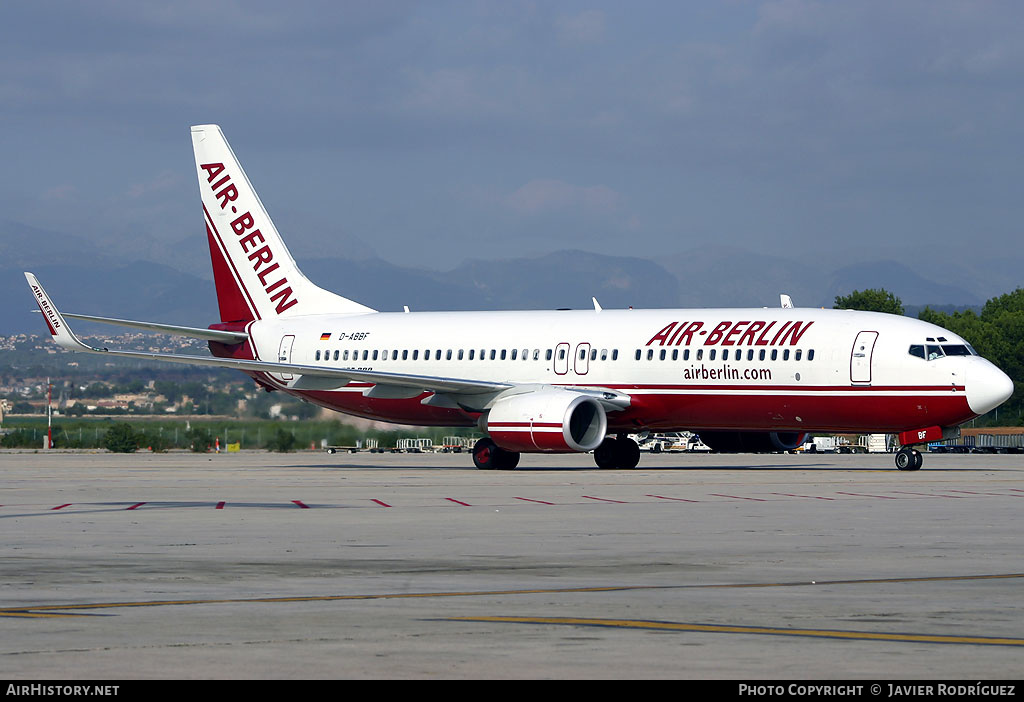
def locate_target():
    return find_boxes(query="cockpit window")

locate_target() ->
[941,344,972,356]
[911,342,978,360]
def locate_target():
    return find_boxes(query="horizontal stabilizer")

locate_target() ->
[42,311,248,343]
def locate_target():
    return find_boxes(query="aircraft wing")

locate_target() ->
[25,272,510,397]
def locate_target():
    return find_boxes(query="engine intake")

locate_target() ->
[485,388,607,453]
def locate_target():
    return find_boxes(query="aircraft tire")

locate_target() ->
[495,448,520,470]
[895,448,922,471]
[594,438,619,469]
[473,438,520,470]
[473,438,499,470]
[617,437,641,469]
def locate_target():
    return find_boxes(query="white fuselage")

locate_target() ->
[237,306,1006,434]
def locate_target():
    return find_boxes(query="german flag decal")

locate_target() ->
[320,332,331,341]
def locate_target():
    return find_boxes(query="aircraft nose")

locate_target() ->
[967,360,1014,416]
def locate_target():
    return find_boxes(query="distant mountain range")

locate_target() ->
[3,220,1019,336]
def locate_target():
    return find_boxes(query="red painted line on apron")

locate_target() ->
[892,491,963,498]
[949,490,1023,497]
[583,495,628,503]
[709,494,766,502]
[514,497,555,505]
[771,493,835,500]
[292,500,309,509]
[52,504,71,510]
[836,491,900,499]
[126,503,146,510]
[445,498,472,506]
[215,502,226,509]
[371,499,392,507]
[646,494,700,502]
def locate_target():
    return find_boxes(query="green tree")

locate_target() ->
[834,288,904,315]
[103,423,140,453]
[187,426,213,453]
[266,427,298,453]
[920,287,1024,424]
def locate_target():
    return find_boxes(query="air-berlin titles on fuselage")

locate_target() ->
[200,162,298,314]
[646,320,814,347]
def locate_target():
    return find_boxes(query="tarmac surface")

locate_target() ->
[1,449,1022,679]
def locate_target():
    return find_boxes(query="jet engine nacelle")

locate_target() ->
[698,431,808,453]
[485,388,608,453]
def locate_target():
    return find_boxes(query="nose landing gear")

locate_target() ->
[895,447,923,471]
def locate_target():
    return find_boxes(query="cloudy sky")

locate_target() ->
[2,1,1022,276]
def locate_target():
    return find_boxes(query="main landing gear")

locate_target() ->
[594,435,641,470]
[472,437,520,470]
[895,447,923,471]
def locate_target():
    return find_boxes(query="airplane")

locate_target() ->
[25,125,1014,471]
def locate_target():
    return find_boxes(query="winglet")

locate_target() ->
[24,273,104,353]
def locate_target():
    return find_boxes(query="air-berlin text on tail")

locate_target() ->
[646,320,814,347]
[200,162,298,314]
[30,284,61,334]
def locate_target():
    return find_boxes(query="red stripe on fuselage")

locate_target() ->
[284,386,974,434]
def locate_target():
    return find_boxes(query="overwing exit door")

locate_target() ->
[574,343,591,375]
